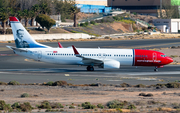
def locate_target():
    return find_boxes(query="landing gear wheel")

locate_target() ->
[154,68,158,72]
[87,66,94,71]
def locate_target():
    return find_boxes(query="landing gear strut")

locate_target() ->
[87,66,94,71]
[154,67,158,72]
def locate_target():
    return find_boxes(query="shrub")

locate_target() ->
[107,100,124,109]
[104,36,110,39]
[113,16,119,21]
[135,84,146,88]
[82,102,96,109]
[120,83,132,87]
[154,83,166,88]
[97,104,104,109]
[0,81,7,85]
[127,104,136,109]
[0,100,13,112]
[166,82,180,88]
[69,105,75,109]
[89,83,98,86]
[51,103,64,108]
[101,19,104,23]
[11,102,20,109]
[85,21,89,26]
[19,102,32,112]
[90,21,96,25]
[60,109,64,111]
[21,93,29,98]
[53,81,67,86]
[38,101,52,109]
[0,100,6,110]
[133,12,137,15]
[46,81,54,86]
[139,93,146,96]
[146,93,153,97]
[3,104,12,112]
[45,109,51,112]
[80,23,86,27]
[8,81,20,85]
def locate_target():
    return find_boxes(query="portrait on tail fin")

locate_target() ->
[15,29,29,48]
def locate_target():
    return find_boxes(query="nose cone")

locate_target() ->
[167,57,173,64]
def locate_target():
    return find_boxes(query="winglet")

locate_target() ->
[72,45,81,57]
[58,42,63,48]
[72,45,79,55]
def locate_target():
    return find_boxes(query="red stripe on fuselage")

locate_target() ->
[9,17,19,22]
[134,49,172,66]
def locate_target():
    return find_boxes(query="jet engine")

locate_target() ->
[103,60,120,69]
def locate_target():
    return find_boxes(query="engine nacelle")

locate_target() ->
[103,60,120,69]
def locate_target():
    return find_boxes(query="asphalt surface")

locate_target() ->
[2,38,180,49]
[1,39,180,85]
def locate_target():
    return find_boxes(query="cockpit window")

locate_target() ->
[161,55,167,57]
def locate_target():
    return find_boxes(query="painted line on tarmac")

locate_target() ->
[0,72,10,74]
[129,71,180,75]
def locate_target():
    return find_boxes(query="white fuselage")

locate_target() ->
[15,48,134,66]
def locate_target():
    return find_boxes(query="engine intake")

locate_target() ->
[103,60,120,69]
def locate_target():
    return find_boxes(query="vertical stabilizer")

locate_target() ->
[9,17,51,48]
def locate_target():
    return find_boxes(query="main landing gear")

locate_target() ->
[87,66,94,71]
[154,66,158,72]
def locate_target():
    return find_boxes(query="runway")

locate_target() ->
[1,39,180,85]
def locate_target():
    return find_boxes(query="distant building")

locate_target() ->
[108,0,161,16]
[153,19,180,33]
[75,0,107,6]
[76,4,111,14]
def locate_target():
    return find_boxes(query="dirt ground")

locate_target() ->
[1,85,180,112]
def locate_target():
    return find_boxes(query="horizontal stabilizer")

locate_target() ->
[6,46,28,52]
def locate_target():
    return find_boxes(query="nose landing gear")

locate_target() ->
[154,66,158,72]
[87,66,94,71]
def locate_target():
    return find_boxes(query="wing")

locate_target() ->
[72,45,103,65]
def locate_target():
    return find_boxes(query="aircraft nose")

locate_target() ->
[167,57,173,64]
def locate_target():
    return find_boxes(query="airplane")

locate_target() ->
[7,17,173,72]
